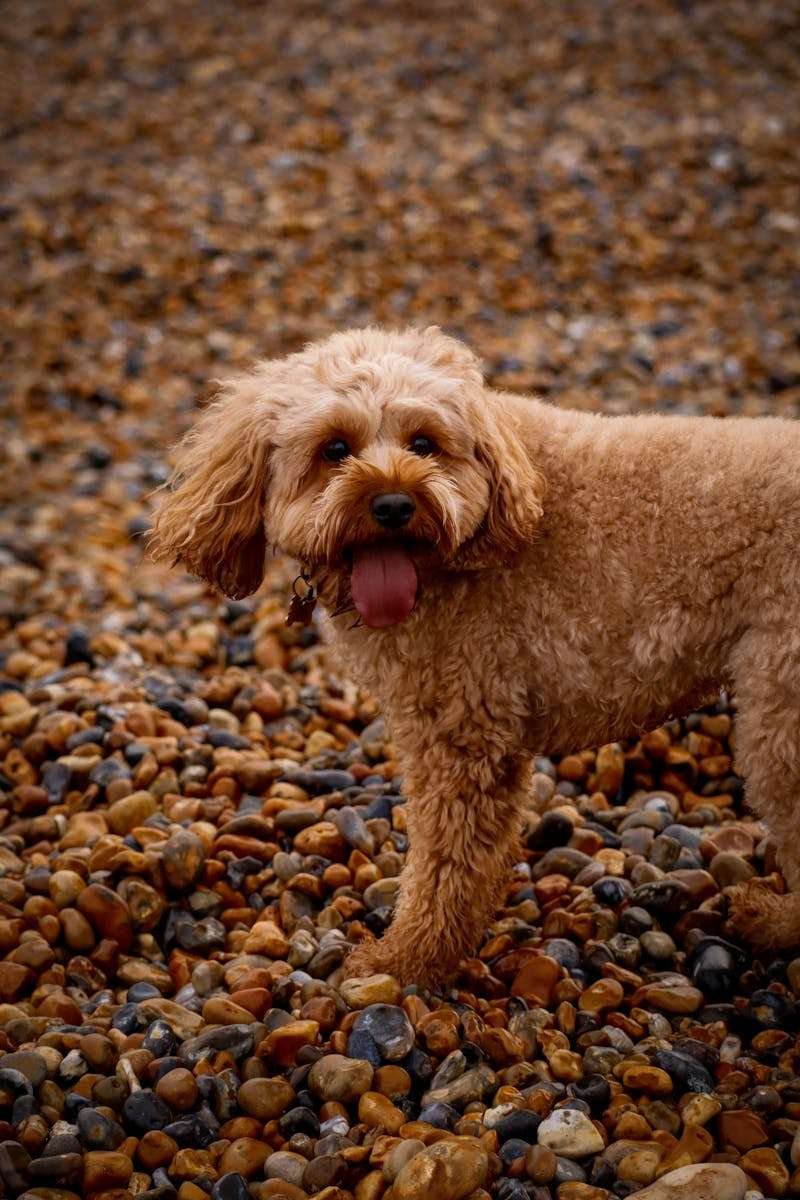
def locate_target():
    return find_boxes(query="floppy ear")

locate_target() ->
[422,325,484,382]
[149,373,272,599]
[457,389,546,568]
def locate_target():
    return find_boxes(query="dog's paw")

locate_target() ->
[723,880,784,950]
[341,941,385,980]
[342,939,447,988]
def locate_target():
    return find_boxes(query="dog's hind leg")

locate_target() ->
[344,742,531,987]
[725,624,800,951]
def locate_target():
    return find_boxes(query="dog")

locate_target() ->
[150,325,800,984]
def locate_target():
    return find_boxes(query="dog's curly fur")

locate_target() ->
[151,326,800,984]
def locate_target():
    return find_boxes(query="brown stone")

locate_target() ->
[107,790,158,835]
[593,742,625,795]
[48,870,85,908]
[617,1147,663,1186]
[250,684,284,719]
[83,1151,133,1192]
[219,1117,262,1142]
[37,992,83,1024]
[579,978,624,1013]
[155,1068,198,1112]
[218,1137,271,1178]
[258,1019,319,1065]
[374,1065,412,1098]
[202,996,256,1025]
[339,974,403,1007]
[717,1108,767,1151]
[738,1147,789,1196]
[229,987,271,1019]
[358,1092,406,1134]
[162,830,205,892]
[525,1144,557,1184]
[511,955,562,1005]
[392,1140,489,1200]
[309,1054,375,1103]
[557,1185,613,1200]
[237,1076,296,1120]
[0,962,35,1001]
[137,1131,179,1171]
[621,1066,672,1095]
[76,885,133,953]
[178,1184,211,1200]
[702,827,753,857]
[656,1125,713,1176]
[117,879,166,932]
[243,920,290,957]
[293,821,347,859]
[60,908,96,952]
[170,1148,217,1182]
[633,982,704,1014]
[79,1035,116,1072]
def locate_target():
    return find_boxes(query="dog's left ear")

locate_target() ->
[148,371,275,599]
[458,389,546,568]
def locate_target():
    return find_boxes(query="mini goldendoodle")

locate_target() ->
[150,325,800,984]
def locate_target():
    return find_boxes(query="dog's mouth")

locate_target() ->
[343,540,426,629]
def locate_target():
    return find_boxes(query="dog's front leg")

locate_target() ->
[344,738,530,988]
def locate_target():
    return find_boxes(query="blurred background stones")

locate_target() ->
[0,3,799,1200]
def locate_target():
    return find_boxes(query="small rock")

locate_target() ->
[352,1004,415,1060]
[122,1089,172,1134]
[736,1147,789,1197]
[339,974,402,1007]
[511,955,562,1005]
[626,1162,747,1199]
[237,1077,295,1120]
[308,1054,374,1102]
[82,1150,133,1192]
[357,1091,405,1133]
[392,1140,489,1200]
[537,1110,604,1159]
[107,790,157,834]
[163,830,206,892]
[155,1067,199,1112]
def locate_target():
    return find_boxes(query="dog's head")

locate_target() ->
[150,326,544,626]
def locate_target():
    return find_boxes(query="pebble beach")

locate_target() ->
[1,2,800,1199]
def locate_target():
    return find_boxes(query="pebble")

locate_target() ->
[358,1091,406,1132]
[82,1150,133,1191]
[218,1138,270,1178]
[353,1004,416,1060]
[122,1090,172,1134]
[626,1163,748,1199]
[162,831,206,892]
[155,1068,199,1111]
[537,1110,605,1158]
[339,974,403,1007]
[737,1147,789,1196]
[392,1140,489,1200]
[309,1054,374,1102]
[511,956,562,1005]
[237,1077,295,1120]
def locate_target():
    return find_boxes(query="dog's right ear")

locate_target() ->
[453,388,546,569]
[149,372,274,599]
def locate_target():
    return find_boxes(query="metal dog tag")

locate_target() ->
[286,573,317,626]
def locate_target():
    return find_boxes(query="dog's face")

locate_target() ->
[150,327,544,627]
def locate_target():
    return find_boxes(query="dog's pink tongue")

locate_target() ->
[351,545,418,628]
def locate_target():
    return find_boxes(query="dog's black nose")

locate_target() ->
[371,492,416,529]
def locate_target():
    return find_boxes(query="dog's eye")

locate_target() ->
[409,434,438,457]
[322,438,351,462]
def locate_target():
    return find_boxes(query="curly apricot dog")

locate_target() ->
[151,325,800,984]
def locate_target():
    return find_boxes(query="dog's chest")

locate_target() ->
[333,572,531,719]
